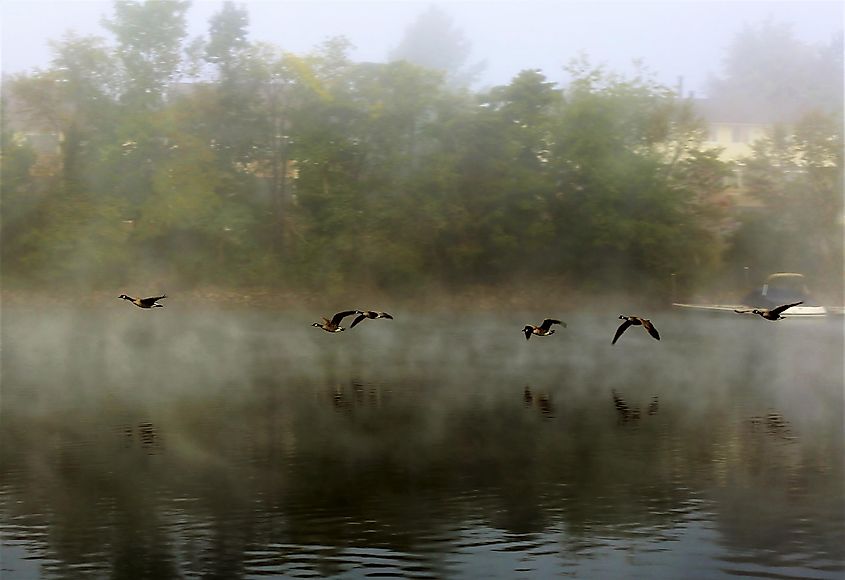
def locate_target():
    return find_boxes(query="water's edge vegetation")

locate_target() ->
[2,3,842,302]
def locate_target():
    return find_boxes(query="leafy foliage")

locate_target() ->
[2,2,841,300]
[388,4,484,88]
[707,22,843,120]
[726,111,844,290]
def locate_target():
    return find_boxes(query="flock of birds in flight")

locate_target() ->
[119,293,805,344]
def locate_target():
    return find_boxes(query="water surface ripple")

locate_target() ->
[1,307,843,578]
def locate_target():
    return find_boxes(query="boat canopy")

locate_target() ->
[745,272,816,308]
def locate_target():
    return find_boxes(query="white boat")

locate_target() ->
[672,273,829,318]
[672,303,828,317]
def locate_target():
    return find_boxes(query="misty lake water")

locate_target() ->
[1,305,843,579]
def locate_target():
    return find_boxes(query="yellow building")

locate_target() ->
[703,122,770,162]
[695,98,778,162]
[695,99,779,208]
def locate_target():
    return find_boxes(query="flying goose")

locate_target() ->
[350,310,394,328]
[734,301,803,320]
[312,310,358,332]
[612,315,660,344]
[522,318,566,340]
[119,294,166,309]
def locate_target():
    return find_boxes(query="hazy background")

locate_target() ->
[2,1,843,94]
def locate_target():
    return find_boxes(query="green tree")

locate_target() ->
[289,49,451,289]
[129,104,252,282]
[389,5,484,88]
[201,0,266,170]
[97,0,194,270]
[3,32,129,286]
[411,69,560,283]
[727,111,843,295]
[9,33,118,192]
[205,1,250,79]
[102,0,190,109]
[0,100,39,278]
[546,61,724,293]
[1,1,743,297]
[708,22,843,121]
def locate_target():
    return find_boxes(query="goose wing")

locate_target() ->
[643,319,660,341]
[139,295,166,307]
[350,313,367,328]
[540,318,562,331]
[770,301,803,316]
[612,320,633,344]
[330,310,358,326]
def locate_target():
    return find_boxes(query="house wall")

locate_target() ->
[701,122,773,209]
[703,122,770,162]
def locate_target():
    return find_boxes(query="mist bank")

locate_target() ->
[2,304,842,577]
[0,280,736,315]
[3,305,842,412]
[3,264,842,315]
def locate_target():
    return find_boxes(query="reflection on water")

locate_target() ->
[611,389,661,424]
[523,386,555,419]
[1,307,843,578]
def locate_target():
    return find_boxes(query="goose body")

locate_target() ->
[119,294,166,309]
[350,310,394,328]
[734,301,803,320]
[312,310,357,332]
[523,318,565,340]
[612,315,660,344]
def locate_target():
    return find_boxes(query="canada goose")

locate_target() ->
[350,310,394,328]
[312,310,358,332]
[119,294,166,309]
[522,318,566,340]
[734,301,803,320]
[612,315,660,344]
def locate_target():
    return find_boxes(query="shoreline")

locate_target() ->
[0,284,667,314]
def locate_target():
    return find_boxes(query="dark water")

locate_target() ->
[1,305,843,579]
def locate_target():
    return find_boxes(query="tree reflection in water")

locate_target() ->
[1,308,842,578]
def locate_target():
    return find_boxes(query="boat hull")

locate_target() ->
[672,303,828,317]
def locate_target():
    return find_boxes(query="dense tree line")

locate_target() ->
[2,1,841,300]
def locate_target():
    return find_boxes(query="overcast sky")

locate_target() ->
[1,0,842,95]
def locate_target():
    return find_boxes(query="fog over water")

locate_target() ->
[1,0,842,577]
[1,305,842,578]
